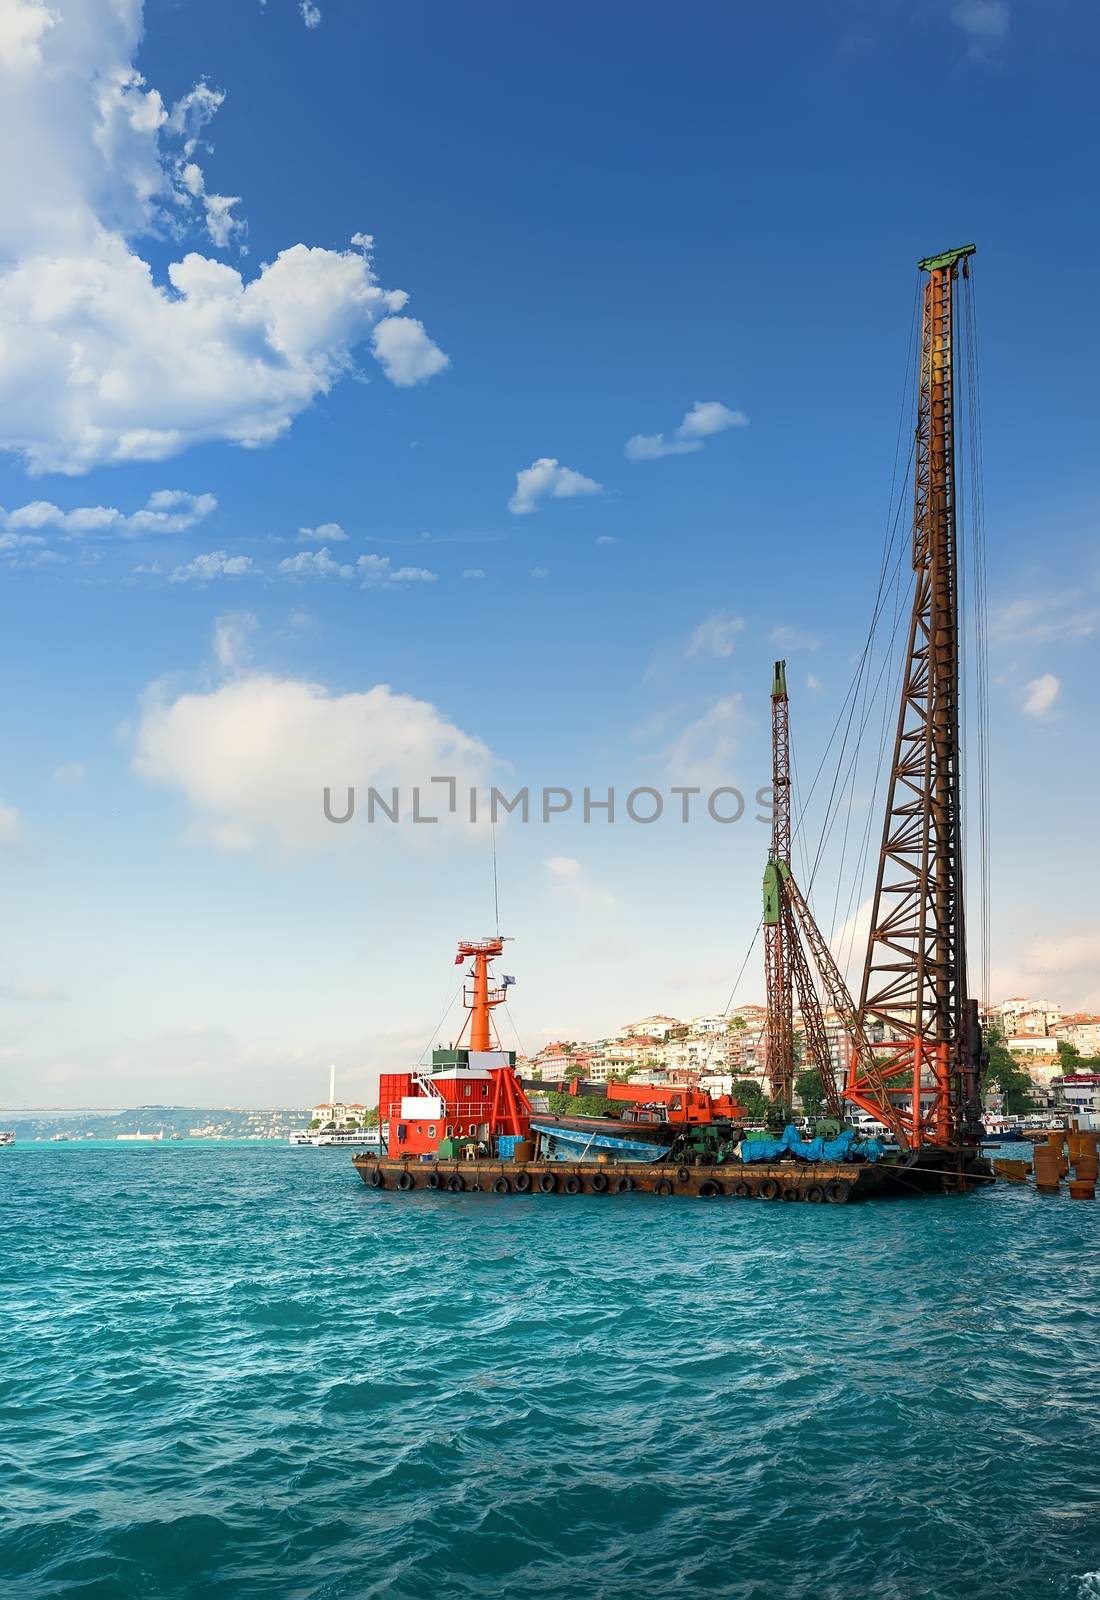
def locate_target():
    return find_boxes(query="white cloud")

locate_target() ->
[298,522,348,543]
[0,800,21,842]
[0,2,448,475]
[595,534,619,546]
[51,761,87,785]
[170,550,254,583]
[687,610,744,659]
[462,568,485,579]
[769,623,819,651]
[1021,673,1060,719]
[508,457,602,515]
[625,400,748,463]
[277,548,438,586]
[0,0,56,71]
[1,490,216,537]
[990,926,1100,1011]
[278,547,355,581]
[661,695,743,789]
[300,1,321,25]
[371,316,450,387]
[543,855,614,909]
[530,566,550,579]
[950,1,1009,42]
[992,591,1098,644]
[213,611,258,670]
[132,671,493,853]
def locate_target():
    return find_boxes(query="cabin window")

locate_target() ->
[468,1123,477,1136]
[445,1124,453,1136]
[481,1085,489,1098]
[427,1125,437,1138]
[463,1084,472,1097]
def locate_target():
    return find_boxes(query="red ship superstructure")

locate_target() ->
[378,938,532,1158]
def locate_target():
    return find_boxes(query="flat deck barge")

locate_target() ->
[353,1152,990,1200]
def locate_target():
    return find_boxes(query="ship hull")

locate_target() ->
[352,1151,992,1200]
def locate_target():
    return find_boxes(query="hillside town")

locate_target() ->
[496,996,1100,1120]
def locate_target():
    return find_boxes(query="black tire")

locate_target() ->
[826,1180,851,1204]
[564,1176,581,1195]
[734,1182,751,1198]
[425,1172,441,1191]
[782,1186,801,1202]
[758,1178,780,1201]
[513,1172,532,1194]
[538,1173,557,1194]
[492,1177,510,1194]
[806,1184,826,1203]
[368,1169,383,1189]
[590,1172,609,1194]
[655,1179,673,1196]
[446,1175,465,1194]
[676,1167,691,1184]
[614,1176,634,1194]
[397,1171,414,1191]
[698,1178,724,1199]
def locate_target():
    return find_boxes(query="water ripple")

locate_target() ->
[1,1143,1098,1599]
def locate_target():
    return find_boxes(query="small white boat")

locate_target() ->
[288,1125,383,1148]
[311,1128,383,1148]
[0,1130,15,1147]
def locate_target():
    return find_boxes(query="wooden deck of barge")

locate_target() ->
[352,1152,989,1199]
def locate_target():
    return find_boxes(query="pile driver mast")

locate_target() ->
[763,661,846,1123]
[853,244,984,1150]
[763,661,795,1117]
[760,246,987,1156]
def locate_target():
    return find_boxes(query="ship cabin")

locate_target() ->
[379,1048,526,1158]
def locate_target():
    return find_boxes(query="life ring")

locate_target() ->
[513,1172,532,1193]
[492,1177,510,1194]
[368,1168,383,1189]
[781,1186,801,1202]
[676,1167,691,1184]
[590,1172,609,1194]
[698,1178,723,1199]
[425,1172,441,1190]
[805,1183,826,1203]
[397,1171,414,1191]
[758,1178,780,1201]
[615,1176,634,1194]
[538,1173,557,1194]
[446,1175,465,1194]
[826,1179,851,1204]
[655,1179,673,1197]
[564,1176,581,1195]
[733,1182,751,1199]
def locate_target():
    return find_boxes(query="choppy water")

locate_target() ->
[2,1143,1098,1600]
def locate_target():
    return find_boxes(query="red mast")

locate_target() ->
[455,937,509,1053]
[455,937,530,1138]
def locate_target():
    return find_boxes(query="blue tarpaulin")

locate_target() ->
[737,1125,884,1164]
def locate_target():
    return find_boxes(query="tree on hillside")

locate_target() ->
[1057,1039,1081,1069]
[794,1067,825,1117]
[983,1027,1037,1115]
[546,1091,613,1117]
[732,1078,769,1118]
[564,1063,585,1083]
[728,1016,747,1032]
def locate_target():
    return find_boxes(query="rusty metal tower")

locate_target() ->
[852,244,983,1149]
[763,661,795,1117]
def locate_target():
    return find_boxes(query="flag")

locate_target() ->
[502,975,516,988]
[454,953,464,965]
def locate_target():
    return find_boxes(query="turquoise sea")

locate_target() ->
[2,1142,1098,1600]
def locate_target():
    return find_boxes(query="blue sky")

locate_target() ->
[1,0,1098,1107]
